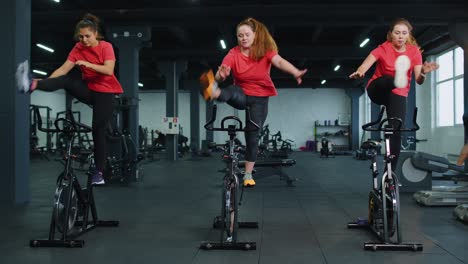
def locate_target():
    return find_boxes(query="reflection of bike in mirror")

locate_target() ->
[105,126,144,184]
[177,125,190,157]
[257,125,294,159]
[30,108,119,248]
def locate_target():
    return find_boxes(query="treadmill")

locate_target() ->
[409,152,468,206]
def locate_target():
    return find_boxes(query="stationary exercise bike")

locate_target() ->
[200,104,259,250]
[348,107,423,251]
[30,108,119,248]
[320,137,333,158]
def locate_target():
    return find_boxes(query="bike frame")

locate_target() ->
[348,106,422,251]
[200,104,258,250]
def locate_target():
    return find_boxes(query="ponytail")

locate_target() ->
[74,13,104,41]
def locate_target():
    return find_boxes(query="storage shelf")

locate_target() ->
[314,122,351,151]
[315,125,349,128]
[316,134,349,138]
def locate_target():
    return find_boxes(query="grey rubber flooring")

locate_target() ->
[1,152,467,264]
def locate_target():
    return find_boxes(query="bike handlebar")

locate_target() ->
[204,104,260,132]
[33,107,92,134]
[362,106,420,132]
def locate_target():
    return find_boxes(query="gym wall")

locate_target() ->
[31,87,352,151]
[267,88,350,149]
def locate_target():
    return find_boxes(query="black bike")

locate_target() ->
[105,126,144,184]
[200,104,259,250]
[348,107,423,251]
[30,109,119,248]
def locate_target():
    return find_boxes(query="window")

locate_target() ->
[435,47,464,127]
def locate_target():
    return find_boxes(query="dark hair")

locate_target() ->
[237,17,278,61]
[386,18,419,47]
[74,13,104,41]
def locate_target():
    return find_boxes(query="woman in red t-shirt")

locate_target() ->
[16,13,123,185]
[200,17,307,187]
[349,18,439,169]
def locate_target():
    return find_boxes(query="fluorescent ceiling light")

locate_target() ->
[36,43,54,53]
[321,80,327,85]
[33,69,47,76]
[220,39,226,50]
[53,0,60,3]
[359,38,370,48]
[138,82,144,87]
[334,65,340,71]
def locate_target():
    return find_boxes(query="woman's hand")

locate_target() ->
[294,69,308,85]
[421,61,439,74]
[349,71,365,79]
[216,64,231,82]
[457,144,468,166]
[348,54,376,80]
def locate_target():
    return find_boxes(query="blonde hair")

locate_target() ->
[74,13,104,41]
[386,18,419,47]
[237,17,278,61]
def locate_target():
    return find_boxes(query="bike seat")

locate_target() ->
[361,140,381,150]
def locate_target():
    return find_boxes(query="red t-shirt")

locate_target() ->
[67,41,123,94]
[221,46,278,97]
[368,41,422,97]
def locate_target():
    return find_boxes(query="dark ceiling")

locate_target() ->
[31,0,467,90]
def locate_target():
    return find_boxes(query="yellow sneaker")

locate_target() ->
[243,178,256,187]
[199,70,217,101]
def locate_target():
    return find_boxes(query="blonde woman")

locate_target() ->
[200,17,307,187]
[350,18,438,169]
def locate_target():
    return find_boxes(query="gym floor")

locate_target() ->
[1,152,467,264]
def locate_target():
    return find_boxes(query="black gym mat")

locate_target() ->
[1,152,467,264]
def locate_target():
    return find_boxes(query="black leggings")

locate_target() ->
[37,75,115,172]
[218,85,269,162]
[367,75,407,170]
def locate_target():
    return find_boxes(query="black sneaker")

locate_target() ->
[91,171,105,185]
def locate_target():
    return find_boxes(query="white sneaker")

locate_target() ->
[394,55,411,88]
[15,60,32,93]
